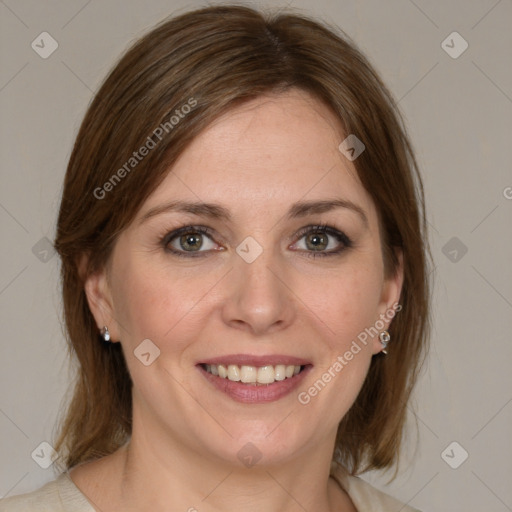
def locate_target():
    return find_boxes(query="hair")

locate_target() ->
[53,3,432,476]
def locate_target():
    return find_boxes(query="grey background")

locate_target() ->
[1,1,511,511]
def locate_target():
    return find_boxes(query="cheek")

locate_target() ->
[299,267,381,422]
[313,262,384,351]
[111,256,211,356]
[112,268,165,343]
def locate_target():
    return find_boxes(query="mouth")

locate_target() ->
[197,356,312,403]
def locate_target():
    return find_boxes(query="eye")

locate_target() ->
[291,224,352,258]
[162,226,220,257]
[161,223,352,259]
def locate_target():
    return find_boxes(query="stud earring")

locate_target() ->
[100,326,111,342]
[379,330,390,354]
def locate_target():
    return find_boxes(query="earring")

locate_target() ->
[100,326,111,342]
[379,330,390,354]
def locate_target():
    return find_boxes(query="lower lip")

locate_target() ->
[198,365,312,404]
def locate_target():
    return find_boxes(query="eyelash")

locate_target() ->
[160,223,353,259]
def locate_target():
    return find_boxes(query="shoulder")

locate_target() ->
[330,462,422,512]
[0,472,95,512]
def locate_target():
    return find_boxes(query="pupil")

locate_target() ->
[181,233,202,251]
[308,232,326,251]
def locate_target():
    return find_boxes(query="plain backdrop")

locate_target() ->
[1,1,511,511]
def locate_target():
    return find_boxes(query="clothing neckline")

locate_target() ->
[60,464,357,511]
[59,462,415,512]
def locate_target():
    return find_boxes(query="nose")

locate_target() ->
[220,241,296,336]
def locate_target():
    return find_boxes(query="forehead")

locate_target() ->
[138,89,376,223]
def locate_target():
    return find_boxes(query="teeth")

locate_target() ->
[257,366,274,384]
[218,364,227,378]
[274,365,286,381]
[240,365,257,383]
[227,364,241,381]
[205,363,303,384]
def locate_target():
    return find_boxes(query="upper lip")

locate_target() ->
[198,354,312,367]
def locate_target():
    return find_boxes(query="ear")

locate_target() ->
[79,254,120,343]
[372,248,404,354]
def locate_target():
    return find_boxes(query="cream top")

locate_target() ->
[0,462,420,511]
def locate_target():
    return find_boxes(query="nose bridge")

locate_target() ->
[222,233,294,334]
[237,238,277,289]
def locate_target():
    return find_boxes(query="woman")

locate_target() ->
[1,4,431,511]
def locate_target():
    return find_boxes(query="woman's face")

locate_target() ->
[86,88,403,467]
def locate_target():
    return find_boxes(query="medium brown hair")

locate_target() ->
[53,3,432,476]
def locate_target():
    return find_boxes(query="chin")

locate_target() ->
[197,420,316,470]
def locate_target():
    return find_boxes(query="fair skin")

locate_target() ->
[72,89,403,512]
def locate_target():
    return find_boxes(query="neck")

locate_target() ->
[114,419,353,511]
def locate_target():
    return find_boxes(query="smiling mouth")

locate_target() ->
[200,363,309,385]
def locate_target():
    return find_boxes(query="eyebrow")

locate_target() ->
[139,198,369,228]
